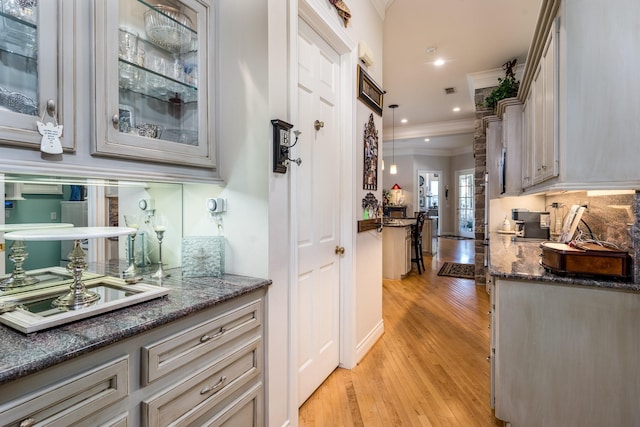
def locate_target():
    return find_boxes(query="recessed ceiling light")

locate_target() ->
[434,59,445,66]
[401,118,408,123]
[453,107,461,112]
[424,138,430,142]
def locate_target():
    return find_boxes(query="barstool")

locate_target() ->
[411,212,426,274]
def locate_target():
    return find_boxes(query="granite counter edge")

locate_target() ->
[0,275,271,385]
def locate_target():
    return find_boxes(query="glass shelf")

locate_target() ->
[119,59,197,104]
[0,10,37,60]
[138,0,197,54]
[138,0,197,35]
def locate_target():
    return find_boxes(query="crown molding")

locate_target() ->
[383,118,475,141]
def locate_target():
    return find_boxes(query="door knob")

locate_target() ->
[335,246,345,255]
[314,120,324,131]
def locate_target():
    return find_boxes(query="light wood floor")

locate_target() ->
[299,237,501,427]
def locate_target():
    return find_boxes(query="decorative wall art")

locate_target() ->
[329,0,351,27]
[361,192,380,218]
[357,65,384,116]
[363,113,378,191]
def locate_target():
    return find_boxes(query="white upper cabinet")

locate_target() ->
[500,100,524,196]
[0,1,76,151]
[94,0,216,169]
[522,15,558,190]
[521,0,640,191]
[485,117,502,200]
[485,98,523,200]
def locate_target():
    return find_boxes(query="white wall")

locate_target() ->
[351,0,385,367]
[267,0,291,424]
[489,195,546,232]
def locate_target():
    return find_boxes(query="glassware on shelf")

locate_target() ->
[150,214,170,280]
[0,0,37,52]
[2,0,38,25]
[118,27,139,63]
[122,214,141,282]
[143,4,193,53]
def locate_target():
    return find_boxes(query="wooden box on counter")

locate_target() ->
[540,242,632,279]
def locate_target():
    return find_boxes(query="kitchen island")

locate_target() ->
[488,233,640,426]
[0,267,271,426]
[382,219,415,280]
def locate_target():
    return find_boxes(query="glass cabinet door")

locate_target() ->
[0,1,75,151]
[94,0,215,169]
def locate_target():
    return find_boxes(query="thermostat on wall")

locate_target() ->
[207,198,226,214]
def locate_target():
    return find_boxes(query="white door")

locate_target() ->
[456,169,475,239]
[296,18,342,406]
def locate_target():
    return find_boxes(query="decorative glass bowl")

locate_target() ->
[144,5,192,53]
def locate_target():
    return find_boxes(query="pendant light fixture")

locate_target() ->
[389,104,398,175]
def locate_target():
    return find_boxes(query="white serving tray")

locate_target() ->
[0,276,169,334]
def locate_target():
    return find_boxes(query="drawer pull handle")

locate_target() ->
[20,418,36,427]
[200,376,227,395]
[200,328,226,343]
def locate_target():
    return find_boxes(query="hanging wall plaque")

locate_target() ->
[363,113,378,190]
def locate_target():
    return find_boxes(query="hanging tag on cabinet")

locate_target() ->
[37,107,63,154]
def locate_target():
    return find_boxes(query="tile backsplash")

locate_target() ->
[546,190,636,282]
[545,191,634,250]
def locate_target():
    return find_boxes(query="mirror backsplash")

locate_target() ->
[2,174,193,275]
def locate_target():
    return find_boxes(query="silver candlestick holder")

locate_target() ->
[151,215,170,279]
[122,215,141,282]
[0,240,39,289]
[52,239,99,309]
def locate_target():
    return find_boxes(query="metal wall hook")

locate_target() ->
[281,130,302,166]
[272,119,303,173]
[314,120,324,131]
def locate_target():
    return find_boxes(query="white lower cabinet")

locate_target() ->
[0,290,265,427]
[0,357,129,427]
[493,278,640,425]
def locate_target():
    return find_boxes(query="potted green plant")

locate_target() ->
[483,59,520,112]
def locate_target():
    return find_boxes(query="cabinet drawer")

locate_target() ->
[142,338,262,427]
[142,299,262,384]
[0,356,128,427]
[197,383,263,427]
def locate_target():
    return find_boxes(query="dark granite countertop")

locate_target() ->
[488,232,640,292]
[0,268,271,385]
[383,218,415,227]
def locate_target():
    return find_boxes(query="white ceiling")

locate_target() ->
[380,0,542,154]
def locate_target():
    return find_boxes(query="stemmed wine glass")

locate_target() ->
[122,214,141,281]
[150,214,170,279]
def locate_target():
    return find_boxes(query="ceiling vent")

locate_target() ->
[444,87,456,95]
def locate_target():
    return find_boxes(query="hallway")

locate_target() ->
[299,238,500,426]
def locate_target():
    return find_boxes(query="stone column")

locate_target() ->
[473,88,496,285]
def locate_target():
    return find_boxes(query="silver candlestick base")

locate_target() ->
[150,229,170,279]
[52,240,99,310]
[0,240,39,290]
[122,233,142,282]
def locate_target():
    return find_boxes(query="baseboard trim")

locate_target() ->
[355,319,384,364]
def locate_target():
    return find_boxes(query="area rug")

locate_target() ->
[439,235,472,240]
[437,262,475,279]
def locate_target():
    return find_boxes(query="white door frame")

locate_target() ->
[288,0,357,422]
[455,168,475,238]
[416,169,442,235]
